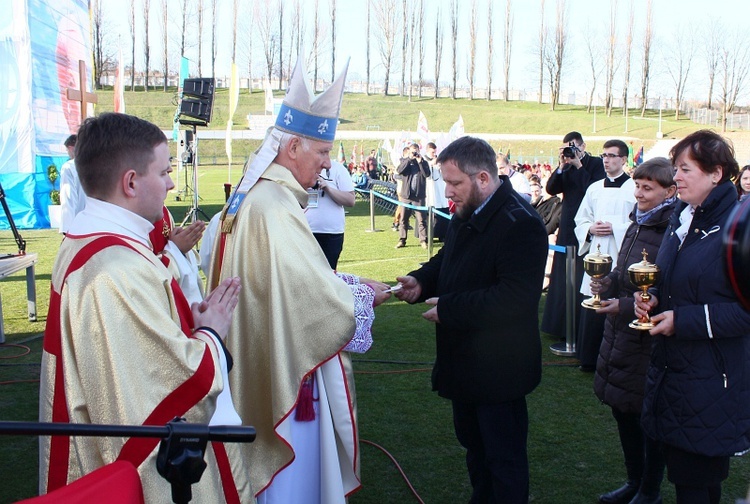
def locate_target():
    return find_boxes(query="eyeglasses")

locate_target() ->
[600,153,624,159]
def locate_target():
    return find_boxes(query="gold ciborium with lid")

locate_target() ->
[628,249,660,330]
[581,244,613,310]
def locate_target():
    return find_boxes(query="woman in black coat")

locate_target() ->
[592,158,676,504]
[636,130,750,504]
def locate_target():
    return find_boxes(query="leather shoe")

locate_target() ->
[394,241,406,249]
[628,492,662,504]
[599,482,639,504]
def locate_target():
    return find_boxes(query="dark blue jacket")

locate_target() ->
[409,178,548,404]
[641,181,750,456]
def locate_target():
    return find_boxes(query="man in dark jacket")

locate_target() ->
[541,131,605,341]
[395,142,430,249]
[395,136,548,503]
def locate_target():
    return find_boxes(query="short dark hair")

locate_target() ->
[427,142,437,149]
[670,129,739,183]
[603,139,629,157]
[633,157,675,188]
[436,136,499,179]
[563,131,584,145]
[75,113,167,198]
[64,134,77,147]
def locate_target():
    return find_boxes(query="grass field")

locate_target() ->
[1,164,750,503]
[92,86,750,167]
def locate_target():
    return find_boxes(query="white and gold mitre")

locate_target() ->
[274,56,349,142]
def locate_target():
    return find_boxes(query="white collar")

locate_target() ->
[67,197,155,249]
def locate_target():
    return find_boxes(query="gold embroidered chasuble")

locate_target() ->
[40,233,252,503]
[211,162,360,497]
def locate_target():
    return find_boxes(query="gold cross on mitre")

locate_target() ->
[66,60,98,122]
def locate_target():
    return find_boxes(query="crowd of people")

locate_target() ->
[42,51,750,504]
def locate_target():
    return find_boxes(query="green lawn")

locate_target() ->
[1,164,749,502]
[93,87,729,167]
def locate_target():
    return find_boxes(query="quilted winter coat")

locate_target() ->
[641,181,750,457]
[594,201,676,414]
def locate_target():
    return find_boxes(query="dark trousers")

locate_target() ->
[313,233,344,270]
[663,444,729,504]
[611,408,664,495]
[576,307,606,367]
[398,199,427,243]
[452,397,529,504]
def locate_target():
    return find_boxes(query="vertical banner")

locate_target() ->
[172,56,190,141]
[226,62,239,181]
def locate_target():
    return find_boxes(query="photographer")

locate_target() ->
[540,132,605,345]
[395,142,431,249]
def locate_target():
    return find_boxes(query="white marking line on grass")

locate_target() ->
[344,256,427,268]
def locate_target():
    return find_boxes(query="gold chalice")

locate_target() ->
[581,244,613,310]
[628,249,660,330]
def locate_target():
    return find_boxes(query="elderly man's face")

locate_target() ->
[295,139,333,188]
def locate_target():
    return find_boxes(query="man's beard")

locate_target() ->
[454,182,484,219]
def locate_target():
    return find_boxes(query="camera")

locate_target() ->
[562,142,580,159]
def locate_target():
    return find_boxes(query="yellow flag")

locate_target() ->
[226,62,240,175]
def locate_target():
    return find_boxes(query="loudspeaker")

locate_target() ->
[178,78,215,127]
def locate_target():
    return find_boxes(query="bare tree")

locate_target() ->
[130,0,136,90]
[664,27,694,120]
[238,2,255,91]
[408,6,417,100]
[179,0,189,60]
[639,0,652,117]
[330,0,337,83]
[400,0,409,97]
[289,0,303,82]
[621,0,634,115]
[92,0,105,88]
[197,0,203,74]
[162,0,169,90]
[450,0,458,99]
[373,0,398,96]
[583,27,604,112]
[486,0,494,101]
[416,0,425,98]
[211,0,218,79]
[434,5,443,99]
[256,2,279,85]
[277,0,284,89]
[546,0,567,111]
[467,0,477,100]
[503,0,513,101]
[537,0,545,103]
[232,0,239,63]
[143,0,151,91]
[718,30,750,132]
[704,18,722,110]
[313,0,320,92]
[604,0,618,116]
[366,0,371,95]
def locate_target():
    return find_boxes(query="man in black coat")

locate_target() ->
[541,131,605,342]
[395,136,548,503]
[395,142,430,249]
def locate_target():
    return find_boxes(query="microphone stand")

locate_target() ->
[0,418,255,503]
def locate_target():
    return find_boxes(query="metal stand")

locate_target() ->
[364,189,382,233]
[550,245,577,357]
[181,126,210,224]
[0,182,26,255]
[0,418,255,504]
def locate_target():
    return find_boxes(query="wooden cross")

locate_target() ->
[66,60,98,122]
